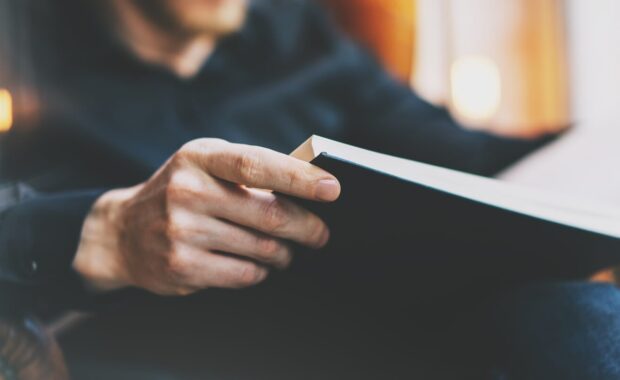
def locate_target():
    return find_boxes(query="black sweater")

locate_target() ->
[0,0,549,314]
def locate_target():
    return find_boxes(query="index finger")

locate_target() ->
[185,140,341,201]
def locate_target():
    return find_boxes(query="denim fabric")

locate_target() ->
[489,282,620,380]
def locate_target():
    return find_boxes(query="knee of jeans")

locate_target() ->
[489,281,620,379]
[502,281,620,316]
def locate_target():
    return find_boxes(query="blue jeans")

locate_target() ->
[488,281,620,380]
[62,281,620,379]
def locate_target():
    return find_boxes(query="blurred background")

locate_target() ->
[1,0,618,204]
[327,0,620,138]
[0,0,618,203]
[326,0,619,138]
[1,0,619,137]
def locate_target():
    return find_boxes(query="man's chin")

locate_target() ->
[195,18,247,37]
[179,0,249,37]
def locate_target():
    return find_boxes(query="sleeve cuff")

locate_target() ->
[0,190,105,314]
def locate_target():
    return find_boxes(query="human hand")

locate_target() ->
[73,139,340,295]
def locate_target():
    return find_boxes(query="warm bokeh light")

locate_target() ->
[451,56,501,122]
[0,89,13,132]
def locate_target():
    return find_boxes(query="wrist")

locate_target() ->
[72,187,137,293]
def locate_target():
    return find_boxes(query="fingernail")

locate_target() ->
[315,179,340,201]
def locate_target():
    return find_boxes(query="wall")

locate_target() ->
[322,0,416,83]
[414,0,568,136]
[566,0,620,129]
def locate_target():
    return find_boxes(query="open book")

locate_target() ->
[288,136,620,288]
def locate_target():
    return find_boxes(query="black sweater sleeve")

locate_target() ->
[342,49,554,176]
[0,183,103,315]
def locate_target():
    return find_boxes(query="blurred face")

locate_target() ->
[133,0,249,37]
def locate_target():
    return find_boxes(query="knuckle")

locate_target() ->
[234,151,260,182]
[255,237,280,258]
[286,169,304,192]
[168,170,191,187]
[171,149,188,165]
[164,177,206,208]
[164,180,184,202]
[163,249,190,279]
[261,197,288,233]
[309,219,327,247]
[234,263,265,288]
[164,211,183,239]
[177,138,228,164]
[171,146,195,167]
[181,138,224,154]
[169,170,205,195]
[179,139,201,153]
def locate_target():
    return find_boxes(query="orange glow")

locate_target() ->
[451,56,501,123]
[0,89,13,132]
[591,269,616,284]
[322,0,417,83]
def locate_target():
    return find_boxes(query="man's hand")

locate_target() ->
[73,139,340,295]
